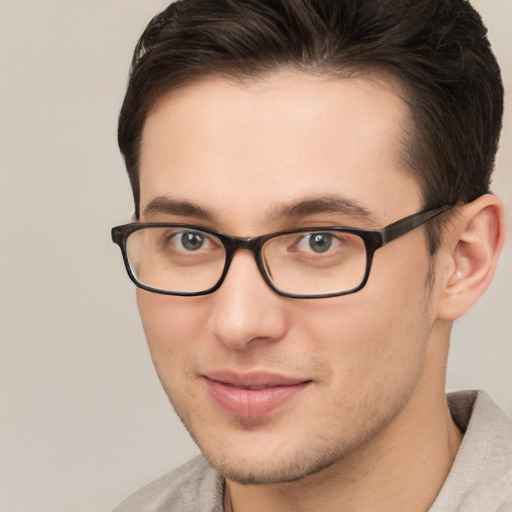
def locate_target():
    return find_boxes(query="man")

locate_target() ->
[111,0,511,510]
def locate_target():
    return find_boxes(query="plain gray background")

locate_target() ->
[0,1,510,511]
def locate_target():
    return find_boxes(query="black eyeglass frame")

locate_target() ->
[111,204,452,299]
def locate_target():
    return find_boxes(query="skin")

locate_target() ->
[135,72,503,511]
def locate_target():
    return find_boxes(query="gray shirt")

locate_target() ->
[113,391,512,512]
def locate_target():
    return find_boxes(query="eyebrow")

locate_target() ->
[270,196,378,225]
[143,196,215,220]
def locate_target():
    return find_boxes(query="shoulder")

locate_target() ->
[431,391,512,511]
[113,455,224,512]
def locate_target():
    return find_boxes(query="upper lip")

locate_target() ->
[203,370,310,389]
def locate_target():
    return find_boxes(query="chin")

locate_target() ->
[201,442,346,485]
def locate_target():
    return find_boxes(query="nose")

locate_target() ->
[207,250,288,350]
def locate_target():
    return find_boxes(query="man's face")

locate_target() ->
[137,72,441,484]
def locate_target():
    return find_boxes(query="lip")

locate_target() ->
[203,371,311,419]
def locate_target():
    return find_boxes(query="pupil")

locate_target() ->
[309,233,332,253]
[181,232,204,250]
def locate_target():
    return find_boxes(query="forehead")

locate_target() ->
[139,72,421,230]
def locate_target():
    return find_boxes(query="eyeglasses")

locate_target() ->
[111,205,451,299]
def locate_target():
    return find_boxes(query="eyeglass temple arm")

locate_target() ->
[381,204,454,245]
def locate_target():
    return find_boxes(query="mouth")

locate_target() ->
[203,371,312,419]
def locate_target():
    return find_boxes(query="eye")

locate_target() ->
[295,232,336,254]
[142,227,224,264]
[177,231,206,251]
[307,233,333,253]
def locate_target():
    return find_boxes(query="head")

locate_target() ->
[114,0,505,488]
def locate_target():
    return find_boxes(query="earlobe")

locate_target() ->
[436,194,505,321]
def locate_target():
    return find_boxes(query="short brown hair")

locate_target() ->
[118,0,503,251]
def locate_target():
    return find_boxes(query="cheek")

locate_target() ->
[136,290,208,374]
[292,248,433,386]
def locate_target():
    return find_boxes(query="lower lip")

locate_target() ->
[205,379,310,419]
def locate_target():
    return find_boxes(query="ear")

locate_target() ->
[436,194,506,321]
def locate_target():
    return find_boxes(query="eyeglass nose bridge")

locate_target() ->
[214,234,275,294]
